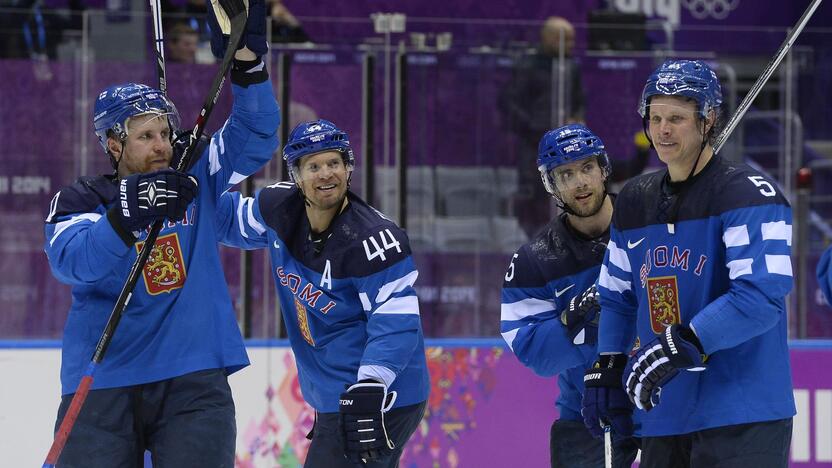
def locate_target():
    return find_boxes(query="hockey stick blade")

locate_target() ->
[41,1,248,466]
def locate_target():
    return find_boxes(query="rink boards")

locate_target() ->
[1,339,830,467]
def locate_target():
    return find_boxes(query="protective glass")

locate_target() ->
[292,151,353,183]
[125,111,176,138]
[549,158,605,192]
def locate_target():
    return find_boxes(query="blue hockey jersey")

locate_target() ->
[500,213,608,421]
[44,82,280,395]
[216,184,430,413]
[598,156,796,436]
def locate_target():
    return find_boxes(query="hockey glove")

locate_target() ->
[171,129,210,172]
[582,354,634,439]
[207,0,268,59]
[624,324,707,412]
[339,380,397,464]
[560,284,600,345]
[111,169,198,233]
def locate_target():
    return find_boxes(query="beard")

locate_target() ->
[564,190,606,218]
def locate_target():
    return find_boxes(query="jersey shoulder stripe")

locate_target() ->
[46,175,117,223]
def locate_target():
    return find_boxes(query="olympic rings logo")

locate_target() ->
[681,0,740,20]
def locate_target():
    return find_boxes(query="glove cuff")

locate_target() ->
[585,354,626,388]
[231,58,268,87]
[106,204,138,246]
[597,353,626,370]
[675,325,704,354]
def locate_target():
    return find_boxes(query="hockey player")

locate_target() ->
[216,119,429,466]
[42,1,280,464]
[582,60,795,467]
[500,124,638,467]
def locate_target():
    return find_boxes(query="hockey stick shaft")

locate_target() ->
[149,0,166,94]
[603,424,612,468]
[713,0,823,154]
[41,3,248,466]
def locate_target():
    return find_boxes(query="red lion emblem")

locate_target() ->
[136,233,187,295]
[647,276,681,334]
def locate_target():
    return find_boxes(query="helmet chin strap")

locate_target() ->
[108,138,127,176]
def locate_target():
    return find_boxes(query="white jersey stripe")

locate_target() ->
[359,292,371,312]
[245,197,266,234]
[608,240,632,272]
[376,270,419,304]
[726,258,753,279]
[765,254,793,276]
[374,295,420,315]
[50,213,102,246]
[500,297,553,322]
[208,136,221,176]
[723,225,750,248]
[236,197,249,239]
[762,221,792,246]
[599,264,631,294]
[501,328,519,351]
[228,171,246,186]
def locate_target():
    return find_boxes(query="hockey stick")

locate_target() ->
[713,0,823,154]
[149,0,166,95]
[603,425,612,468]
[41,1,247,466]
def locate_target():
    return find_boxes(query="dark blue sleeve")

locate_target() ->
[500,245,594,377]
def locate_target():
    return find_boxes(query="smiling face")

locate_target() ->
[647,95,713,172]
[295,150,351,212]
[110,113,172,178]
[551,156,607,217]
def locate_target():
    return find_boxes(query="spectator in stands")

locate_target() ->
[170,0,212,43]
[268,0,310,43]
[0,0,47,59]
[499,16,586,237]
[166,23,199,63]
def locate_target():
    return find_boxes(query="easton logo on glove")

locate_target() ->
[339,380,397,463]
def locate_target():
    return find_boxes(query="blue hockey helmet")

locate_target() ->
[93,83,180,155]
[283,119,355,182]
[537,124,610,196]
[638,60,723,120]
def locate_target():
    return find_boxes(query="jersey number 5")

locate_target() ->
[363,229,402,262]
[747,176,777,197]
[505,253,519,282]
